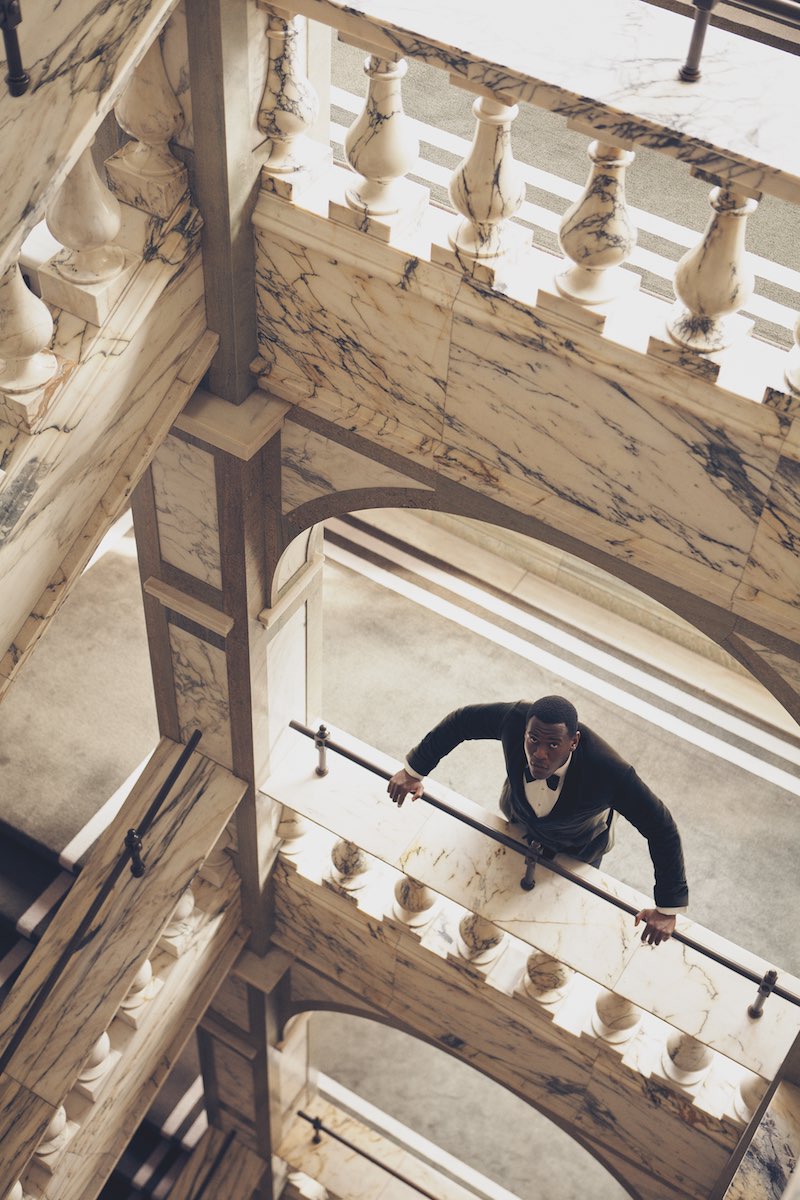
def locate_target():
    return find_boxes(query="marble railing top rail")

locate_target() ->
[285,0,800,205]
[0,0,180,279]
[0,735,246,1187]
[262,724,800,1079]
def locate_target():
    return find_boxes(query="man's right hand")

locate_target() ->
[387,769,424,807]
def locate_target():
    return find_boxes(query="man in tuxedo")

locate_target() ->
[387,694,687,946]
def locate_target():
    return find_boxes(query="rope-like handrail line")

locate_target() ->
[0,729,203,1075]
[296,1110,441,1200]
[288,720,800,1010]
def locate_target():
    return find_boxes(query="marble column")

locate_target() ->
[591,989,642,1043]
[41,141,132,325]
[0,260,59,427]
[456,913,507,966]
[445,93,527,274]
[392,875,438,927]
[258,9,331,200]
[106,37,188,219]
[329,838,371,892]
[661,1031,714,1086]
[733,1073,769,1121]
[517,951,574,1006]
[556,140,637,306]
[667,183,759,353]
[46,144,125,286]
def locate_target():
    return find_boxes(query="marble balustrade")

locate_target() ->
[0,736,247,1193]
[252,124,800,716]
[271,815,753,1200]
[262,727,800,1082]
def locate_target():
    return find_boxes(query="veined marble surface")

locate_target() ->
[262,727,800,1079]
[169,625,233,769]
[291,0,800,204]
[0,203,205,681]
[0,0,180,276]
[152,434,222,588]
[255,183,799,683]
[281,418,433,514]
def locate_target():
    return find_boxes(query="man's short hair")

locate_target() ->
[525,695,579,735]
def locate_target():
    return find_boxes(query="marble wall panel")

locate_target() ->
[169,625,233,768]
[253,224,452,442]
[266,605,308,774]
[281,421,433,514]
[726,1080,800,1200]
[442,299,781,589]
[151,434,222,588]
[572,1053,734,1198]
[737,449,800,637]
[212,1041,257,1117]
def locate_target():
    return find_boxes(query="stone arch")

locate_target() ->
[275,470,800,723]
[280,1000,639,1199]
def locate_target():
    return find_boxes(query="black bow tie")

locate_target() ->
[524,767,561,790]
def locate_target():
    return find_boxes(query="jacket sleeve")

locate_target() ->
[406,703,517,778]
[614,768,688,909]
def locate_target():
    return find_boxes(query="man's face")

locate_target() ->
[524,717,580,778]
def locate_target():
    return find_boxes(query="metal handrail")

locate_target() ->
[297,1110,441,1200]
[0,729,202,1075]
[288,720,800,1012]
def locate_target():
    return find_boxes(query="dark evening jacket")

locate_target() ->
[406,701,688,909]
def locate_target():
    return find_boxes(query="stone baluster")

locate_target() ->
[341,54,427,233]
[201,824,235,885]
[46,145,125,286]
[106,37,188,220]
[556,140,637,307]
[258,10,330,199]
[78,1031,113,1084]
[786,311,800,393]
[160,884,196,956]
[74,1029,119,1100]
[4,1183,24,1200]
[392,875,438,927]
[666,183,759,353]
[733,1073,768,1122]
[35,1106,69,1159]
[329,839,370,892]
[591,989,642,1043]
[119,957,160,1026]
[518,951,575,1006]
[456,913,507,966]
[446,93,527,274]
[277,807,311,857]
[0,261,58,421]
[660,1031,714,1086]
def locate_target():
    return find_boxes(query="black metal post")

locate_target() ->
[521,842,541,891]
[1,0,29,96]
[125,828,146,877]
[748,969,778,1018]
[679,0,720,81]
[314,723,330,776]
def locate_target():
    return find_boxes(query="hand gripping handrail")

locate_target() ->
[288,720,799,1013]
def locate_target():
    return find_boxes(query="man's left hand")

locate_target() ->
[634,909,676,946]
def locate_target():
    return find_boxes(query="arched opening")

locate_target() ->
[300,1009,632,1199]
[273,501,799,973]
